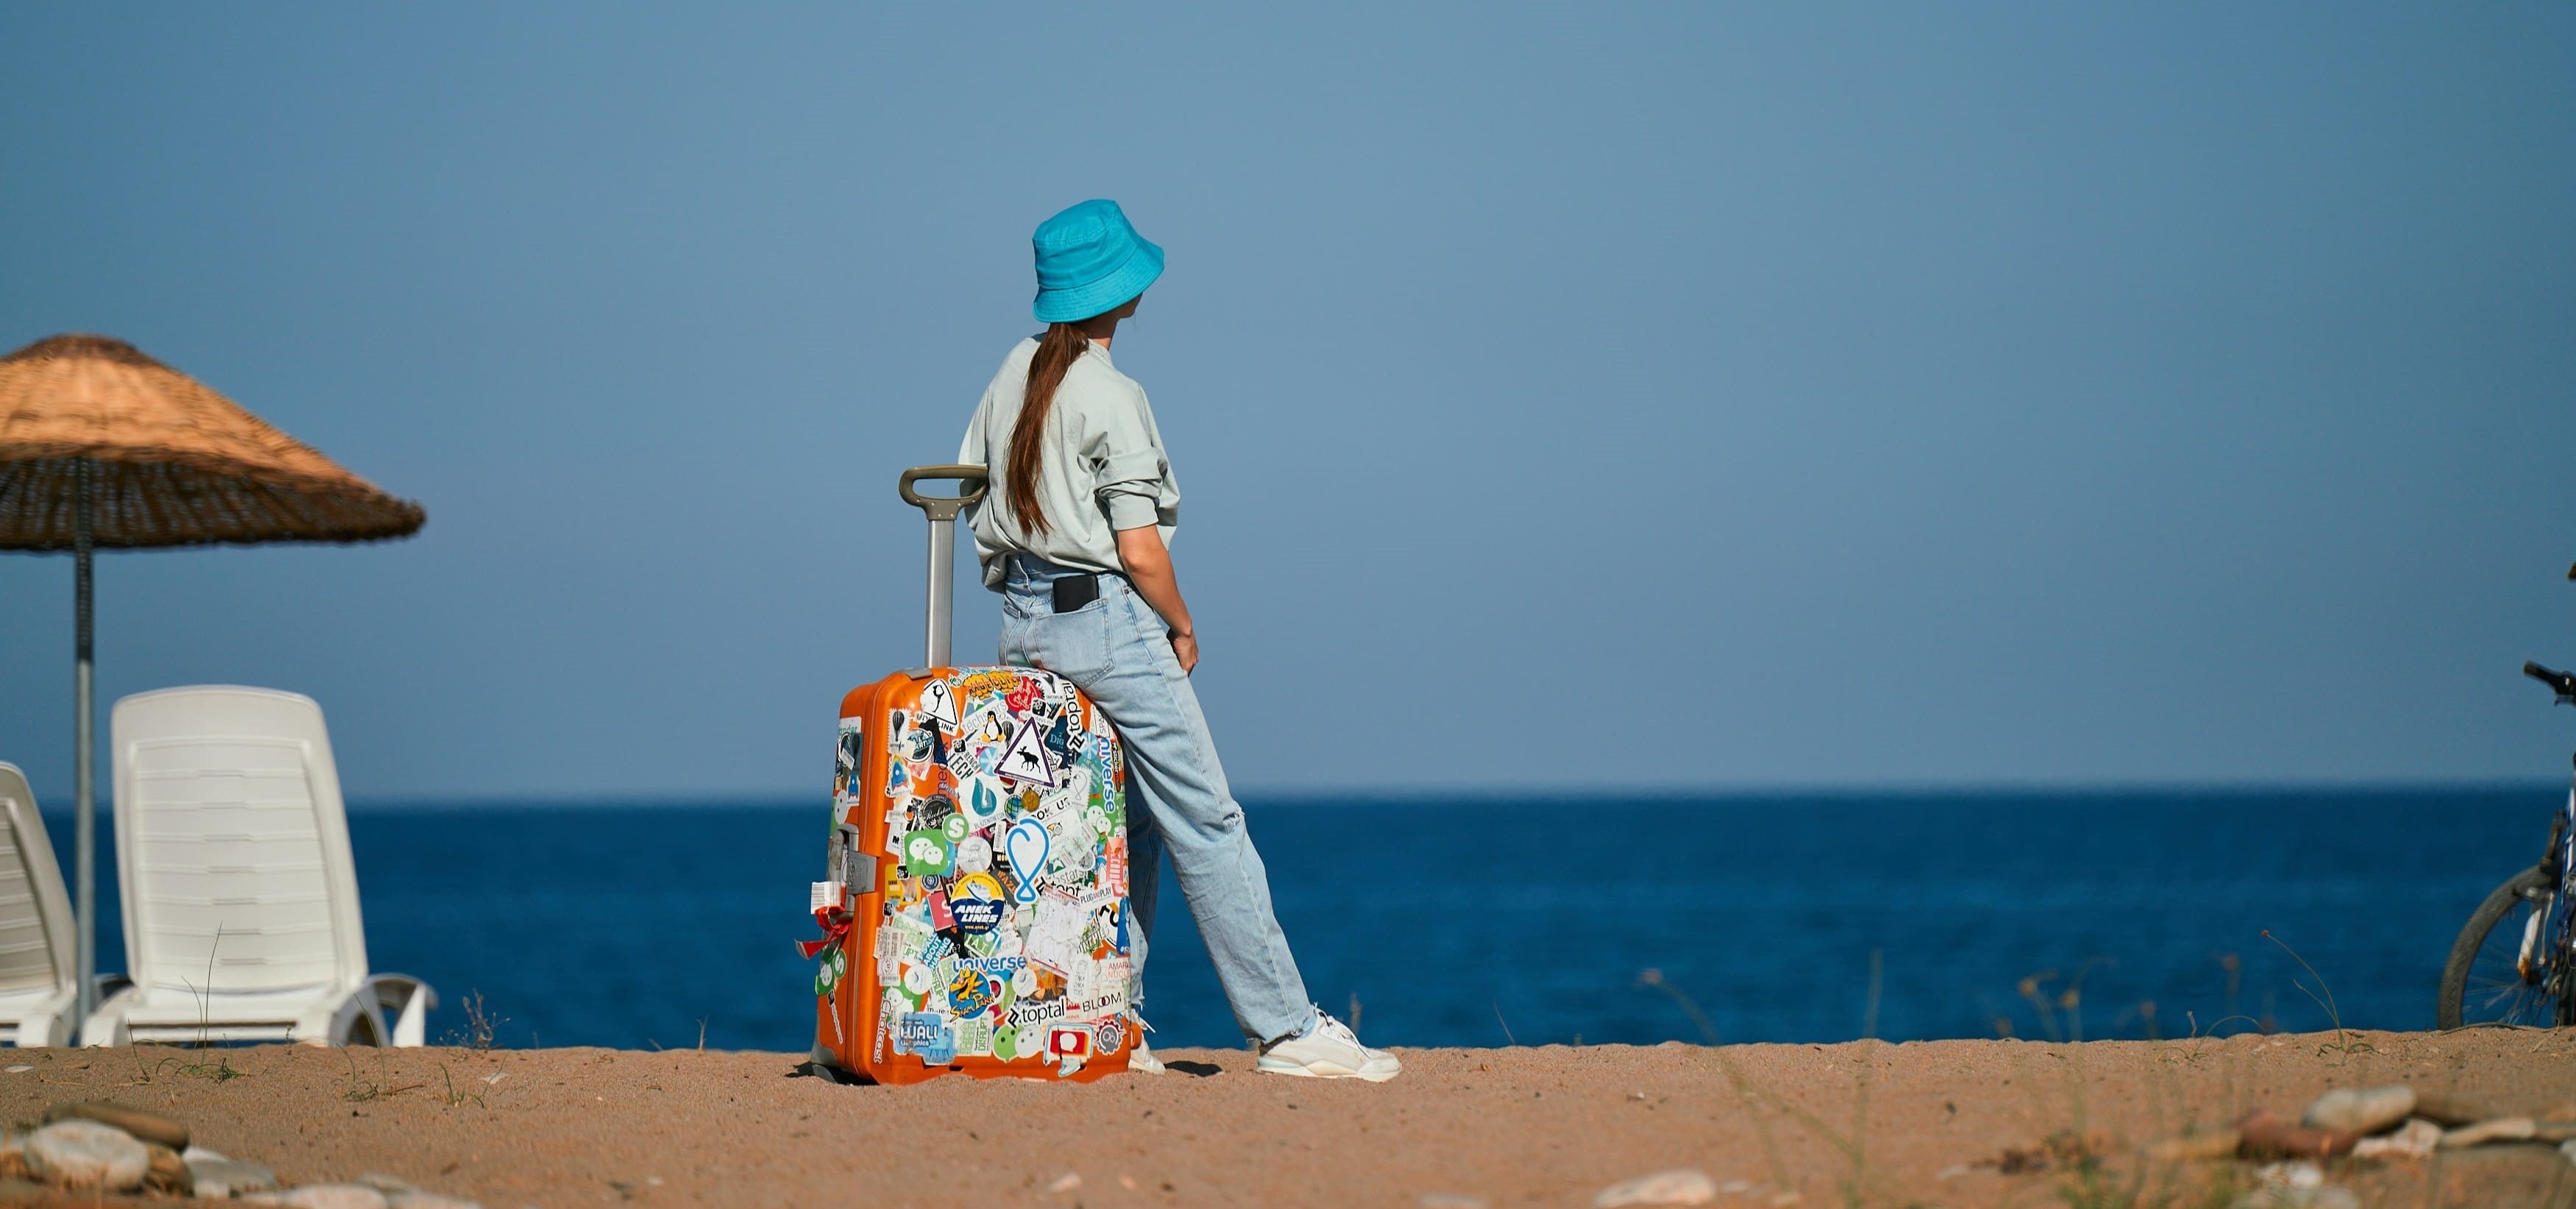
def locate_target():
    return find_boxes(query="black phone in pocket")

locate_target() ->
[1051,573,1100,614]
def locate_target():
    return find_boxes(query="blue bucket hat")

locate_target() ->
[1032,199,1164,324]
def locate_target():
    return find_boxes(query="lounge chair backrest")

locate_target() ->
[111,688,369,996]
[0,764,76,999]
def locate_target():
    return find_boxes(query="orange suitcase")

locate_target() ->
[803,466,1135,1084]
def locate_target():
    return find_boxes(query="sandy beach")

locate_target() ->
[0,1028,2562,1207]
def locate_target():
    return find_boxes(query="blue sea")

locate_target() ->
[51,787,2548,1052]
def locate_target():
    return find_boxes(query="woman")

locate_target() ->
[958,199,1398,1082]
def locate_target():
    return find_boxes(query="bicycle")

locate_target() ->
[2437,562,2576,1029]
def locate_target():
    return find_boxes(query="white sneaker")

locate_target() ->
[1256,1012,1400,1082]
[1127,1040,1166,1074]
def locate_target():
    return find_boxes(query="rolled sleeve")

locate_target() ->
[1097,449,1166,530]
[1089,386,1169,531]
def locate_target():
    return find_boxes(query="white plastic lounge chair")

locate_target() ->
[0,763,82,1046]
[79,687,434,1046]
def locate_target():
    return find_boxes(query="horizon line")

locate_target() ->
[309,774,2565,811]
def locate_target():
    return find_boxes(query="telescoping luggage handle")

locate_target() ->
[899,464,988,668]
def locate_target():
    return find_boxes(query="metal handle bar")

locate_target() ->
[899,465,988,521]
[900,465,989,669]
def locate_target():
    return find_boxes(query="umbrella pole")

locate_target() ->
[72,460,96,1028]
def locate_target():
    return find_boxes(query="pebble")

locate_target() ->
[2441,1117,2536,1149]
[2301,1086,2415,1136]
[185,1146,280,1196]
[1046,1171,1082,1193]
[2146,1128,2241,1162]
[2410,1091,2497,1127]
[41,1101,188,1151]
[2350,1118,2441,1160]
[242,1184,394,1209]
[144,1144,193,1195]
[386,1193,483,1209]
[1593,1168,1718,1207]
[2243,1162,2360,1209]
[24,1119,149,1191]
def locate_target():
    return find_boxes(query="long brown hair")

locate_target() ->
[1006,322,1088,535]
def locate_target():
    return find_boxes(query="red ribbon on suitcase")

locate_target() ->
[797,907,851,960]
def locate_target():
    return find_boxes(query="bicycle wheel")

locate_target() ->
[2438,865,2558,1029]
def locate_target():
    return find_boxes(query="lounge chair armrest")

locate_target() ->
[291,982,388,1047]
[77,985,139,1048]
[366,975,436,1047]
[11,985,79,1048]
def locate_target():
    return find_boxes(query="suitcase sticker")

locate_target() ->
[810,664,1135,1082]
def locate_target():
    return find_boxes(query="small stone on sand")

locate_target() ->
[2146,1129,2241,1163]
[2352,1119,2441,1160]
[242,1184,394,1209]
[42,1100,189,1150]
[191,1155,280,1196]
[143,1144,192,1195]
[2442,1117,2536,1149]
[1594,1168,1717,1207]
[24,1119,149,1191]
[2245,1162,2359,1209]
[1046,1171,1082,1193]
[2301,1086,2415,1136]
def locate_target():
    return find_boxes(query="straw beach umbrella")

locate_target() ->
[0,333,424,1022]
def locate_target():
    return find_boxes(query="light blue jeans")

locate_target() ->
[997,555,1317,1046]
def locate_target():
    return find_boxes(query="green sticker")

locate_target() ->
[944,815,969,843]
[993,1025,1019,1062]
[901,830,953,876]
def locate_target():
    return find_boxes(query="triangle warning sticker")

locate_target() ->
[992,717,1060,787]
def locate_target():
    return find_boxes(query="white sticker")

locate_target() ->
[810,881,844,912]
[956,834,993,875]
[966,703,1011,748]
[1025,892,1109,976]
[901,963,935,996]
[917,680,959,727]
[963,774,1007,825]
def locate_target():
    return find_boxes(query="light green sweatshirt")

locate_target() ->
[958,337,1181,590]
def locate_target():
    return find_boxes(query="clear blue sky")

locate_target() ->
[3,4,2570,801]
